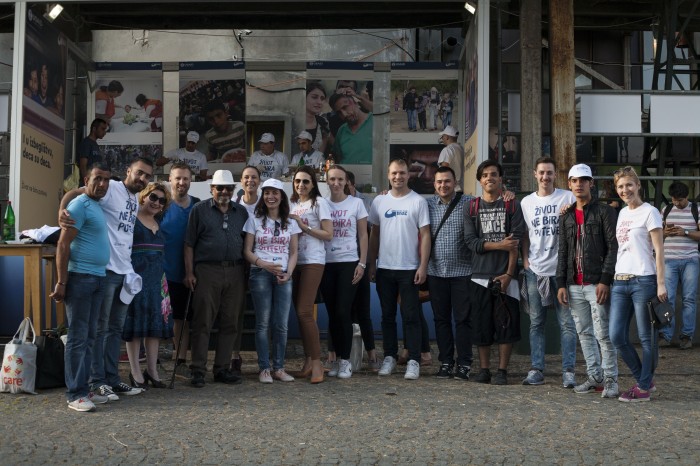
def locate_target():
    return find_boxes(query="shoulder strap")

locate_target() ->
[431,192,463,247]
[469,196,480,218]
[662,203,673,223]
[691,201,699,227]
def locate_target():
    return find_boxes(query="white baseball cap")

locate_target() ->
[120,272,143,305]
[296,130,313,141]
[186,131,200,143]
[568,164,593,179]
[258,133,275,143]
[438,126,458,138]
[261,178,284,191]
[209,170,235,185]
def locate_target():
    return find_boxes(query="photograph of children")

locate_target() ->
[389,80,458,134]
[179,79,246,162]
[99,144,162,180]
[95,78,163,134]
[389,144,441,195]
[306,78,373,164]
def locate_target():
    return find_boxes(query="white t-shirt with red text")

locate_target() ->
[244,216,301,272]
[291,198,332,265]
[615,202,662,275]
[325,196,368,263]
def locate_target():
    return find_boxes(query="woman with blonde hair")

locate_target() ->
[609,166,667,402]
[123,182,173,389]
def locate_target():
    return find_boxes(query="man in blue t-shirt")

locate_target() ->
[51,163,112,412]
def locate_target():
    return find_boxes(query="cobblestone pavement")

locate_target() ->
[2,341,699,465]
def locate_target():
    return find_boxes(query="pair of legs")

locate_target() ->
[320,262,359,361]
[568,284,617,381]
[406,109,417,131]
[64,273,104,402]
[610,276,658,392]
[524,270,577,374]
[660,257,698,342]
[249,267,293,371]
[168,280,192,363]
[376,268,423,362]
[189,263,245,375]
[470,281,520,371]
[429,275,472,368]
[292,263,324,379]
[125,338,162,383]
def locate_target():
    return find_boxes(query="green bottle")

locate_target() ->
[3,201,15,241]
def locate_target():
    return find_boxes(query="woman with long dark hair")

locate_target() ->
[305,81,331,154]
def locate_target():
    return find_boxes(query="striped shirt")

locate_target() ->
[663,204,700,259]
[205,120,246,161]
[427,193,473,278]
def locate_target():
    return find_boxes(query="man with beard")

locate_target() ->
[329,93,373,164]
[160,162,200,378]
[60,157,155,399]
[184,170,249,388]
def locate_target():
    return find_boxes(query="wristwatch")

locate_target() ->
[358,263,366,269]
[685,229,689,236]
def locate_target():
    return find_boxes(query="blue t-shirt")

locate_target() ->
[67,194,110,276]
[161,195,199,282]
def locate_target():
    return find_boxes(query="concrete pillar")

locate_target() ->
[520,0,541,193]
[548,0,576,188]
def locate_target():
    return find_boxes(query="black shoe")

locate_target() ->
[230,357,243,377]
[454,365,471,381]
[473,368,491,384]
[129,372,149,390]
[143,369,167,388]
[492,369,508,385]
[191,371,206,388]
[214,369,243,385]
[435,363,453,379]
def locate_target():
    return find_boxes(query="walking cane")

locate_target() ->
[169,289,192,389]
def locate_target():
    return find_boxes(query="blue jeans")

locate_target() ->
[524,269,576,373]
[376,268,423,362]
[249,267,293,371]
[406,109,417,130]
[610,275,658,391]
[89,270,128,389]
[660,257,698,341]
[568,284,618,380]
[64,273,105,401]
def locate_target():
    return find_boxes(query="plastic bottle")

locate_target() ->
[319,161,326,182]
[3,201,15,241]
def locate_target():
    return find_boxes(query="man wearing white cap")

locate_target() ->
[184,169,249,388]
[157,131,209,181]
[249,133,290,181]
[291,130,325,167]
[556,163,619,398]
[438,126,464,191]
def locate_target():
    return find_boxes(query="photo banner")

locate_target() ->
[390,62,458,194]
[306,62,374,166]
[95,62,163,179]
[463,15,479,194]
[179,61,246,163]
[18,9,68,229]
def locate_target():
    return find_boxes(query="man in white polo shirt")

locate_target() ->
[157,131,209,181]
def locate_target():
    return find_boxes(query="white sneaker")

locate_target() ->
[327,361,340,377]
[405,359,420,380]
[259,369,273,384]
[68,398,96,412]
[378,356,397,376]
[272,369,295,382]
[338,359,352,379]
[88,391,109,404]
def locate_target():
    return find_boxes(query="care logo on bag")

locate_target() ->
[0,318,38,394]
[2,354,24,387]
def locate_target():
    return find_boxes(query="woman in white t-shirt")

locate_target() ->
[289,165,333,384]
[319,165,368,379]
[243,178,301,384]
[609,166,667,402]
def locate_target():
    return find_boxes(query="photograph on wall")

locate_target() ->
[390,62,459,145]
[179,62,246,163]
[18,9,68,229]
[307,62,374,165]
[389,144,441,195]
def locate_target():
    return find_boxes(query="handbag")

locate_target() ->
[647,296,674,329]
[0,318,38,394]
[35,333,66,389]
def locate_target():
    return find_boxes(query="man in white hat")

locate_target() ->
[248,133,289,181]
[437,126,464,191]
[290,130,325,168]
[157,131,209,181]
[184,169,249,388]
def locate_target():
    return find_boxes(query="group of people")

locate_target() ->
[54,120,697,410]
[401,87,453,132]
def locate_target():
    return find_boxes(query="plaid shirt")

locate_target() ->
[427,193,473,277]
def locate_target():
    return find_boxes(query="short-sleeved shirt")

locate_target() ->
[368,190,429,270]
[66,194,110,276]
[185,199,249,264]
[163,148,208,175]
[438,143,465,190]
[332,113,373,165]
[291,197,332,265]
[663,204,700,260]
[520,188,575,277]
[428,193,473,277]
[161,195,200,282]
[99,179,138,275]
[248,150,289,181]
[291,150,325,168]
[205,121,246,161]
[615,203,662,275]
[325,195,368,263]
[77,137,103,169]
[244,216,301,272]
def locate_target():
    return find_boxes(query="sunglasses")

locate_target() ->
[223,213,229,231]
[294,178,311,185]
[214,185,234,192]
[274,221,281,237]
[147,193,167,205]
[613,166,635,176]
